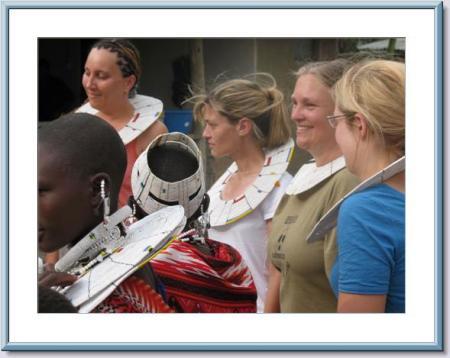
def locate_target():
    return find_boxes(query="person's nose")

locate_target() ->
[291,105,304,124]
[202,126,210,139]
[85,74,95,89]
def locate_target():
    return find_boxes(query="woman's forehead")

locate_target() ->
[203,104,228,122]
[293,74,330,101]
[85,48,119,69]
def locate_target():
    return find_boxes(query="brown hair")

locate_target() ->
[295,58,351,88]
[192,73,291,149]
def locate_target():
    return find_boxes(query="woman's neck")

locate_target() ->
[357,148,400,181]
[311,145,342,167]
[385,171,405,193]
[363,152,405,189]
[221,141,265,201]
[96,100,135,130]
[232,139,265,175]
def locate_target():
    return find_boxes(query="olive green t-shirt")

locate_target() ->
[268,168,359,313]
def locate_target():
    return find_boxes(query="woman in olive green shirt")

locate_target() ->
[265,59,359,313]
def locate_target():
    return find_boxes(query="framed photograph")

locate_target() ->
[1,0,443,351]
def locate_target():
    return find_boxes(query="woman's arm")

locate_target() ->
[265,219,272,237]
[264,219,282,312]
[338,293,387,313]
[136,120,168,155]
[335,193,397,314]
[264,262,281,313]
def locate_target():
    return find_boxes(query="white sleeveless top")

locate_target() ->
[207,139,294,312]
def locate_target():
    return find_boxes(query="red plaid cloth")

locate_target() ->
[150,238,257,313]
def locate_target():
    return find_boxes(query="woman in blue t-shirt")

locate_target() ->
[328,59,405,313]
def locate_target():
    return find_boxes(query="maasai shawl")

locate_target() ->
[93,275,173,313]
[151,235,257,313]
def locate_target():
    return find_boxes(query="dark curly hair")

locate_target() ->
[38,112,127,212]
[38,286,78,313]
[91,38,141,97]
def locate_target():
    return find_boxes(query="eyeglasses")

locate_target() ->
[326,113,354,128]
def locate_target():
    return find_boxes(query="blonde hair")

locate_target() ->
[295,58,351,88]
[192,73,291,149]
[334,59,405,156]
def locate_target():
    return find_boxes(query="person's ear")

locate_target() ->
[124,75,136,94]
[237,117,253,136]
[352,113,369,140]
[89,173,111,216]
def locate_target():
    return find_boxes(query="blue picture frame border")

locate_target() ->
[1,0,444,352]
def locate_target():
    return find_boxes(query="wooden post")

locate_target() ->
[191,39,206,93]
[387,38,397,54]
[189,39,215,189]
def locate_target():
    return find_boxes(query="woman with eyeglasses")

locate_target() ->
[192,74,294,312]
[330,59,405,313]
[265,60,359,313]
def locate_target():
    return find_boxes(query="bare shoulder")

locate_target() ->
[136,120,168,155]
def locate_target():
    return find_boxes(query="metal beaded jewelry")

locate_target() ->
[100,179,110,224]
[123,202,138,228]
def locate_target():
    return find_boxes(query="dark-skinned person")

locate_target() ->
[38,112,175,313]
[38,286,78,313]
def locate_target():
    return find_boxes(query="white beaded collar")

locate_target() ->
[60,205,186,312]
[285,156,346,195]
[55,206,132,273]
[305,156,405,243]
[208,138,294,227]
[76,94,163,145]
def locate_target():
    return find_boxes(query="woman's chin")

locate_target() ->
[209,148,218,157]
[210,149,225,159]
[295,138,309,151]
[88,97,104,111]
[88,100,100,109]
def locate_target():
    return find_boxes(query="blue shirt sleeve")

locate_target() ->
[336,194,395,295]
